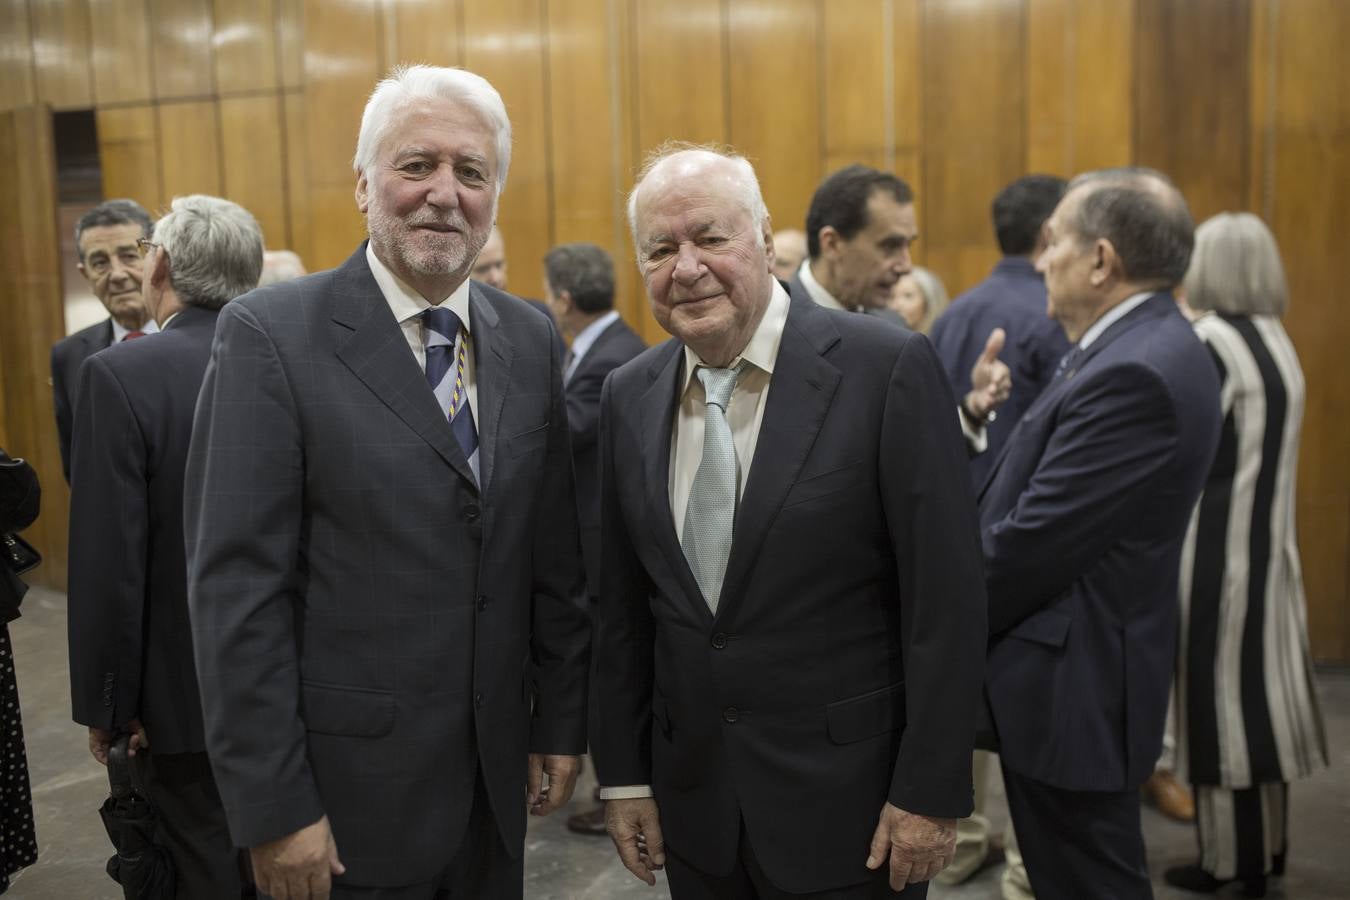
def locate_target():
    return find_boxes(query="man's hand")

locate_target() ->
[865,803,957,889]
[606,798,667,886]
[526,753,581,816]
[966,327,1012,421]
[88,719,149,765]
[250,815,345,900]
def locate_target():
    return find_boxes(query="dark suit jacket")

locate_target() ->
[184,245,590,886]
[930,257,1071,486]
[51,319,114,482]
[565,316,646,596]
[67,306,220,754]
[978,293,1220,792]
[0,449,40,622]
[592,291,987,893]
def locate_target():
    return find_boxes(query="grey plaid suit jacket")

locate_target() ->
[184,244,590,886]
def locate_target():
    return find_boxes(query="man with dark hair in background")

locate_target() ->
[51,198,159,481]
[542,242,647,837]
[68,194,265,898]
[979,168,1221,898]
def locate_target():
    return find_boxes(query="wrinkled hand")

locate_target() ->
[527,753,581,816]
[250,815,345,900]
[865,803,957,889]
[606,797,667,886]
[88,719,149,765]
[967,327,1012,420]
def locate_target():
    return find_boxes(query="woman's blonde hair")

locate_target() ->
[1183,212,1288,316]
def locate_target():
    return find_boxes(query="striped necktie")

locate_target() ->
[422,307,479,482]
[681,361,747,613]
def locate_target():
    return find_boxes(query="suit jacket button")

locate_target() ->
[710,633,727,649]
[722,707,738,723]
[477,595,489,612]
[464,504,481,524]
[475,692,484,709]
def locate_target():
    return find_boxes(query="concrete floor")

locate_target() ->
[6,584,1348,899]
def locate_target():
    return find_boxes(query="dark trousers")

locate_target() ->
[135,749,252,899]
[1001,764,1151,900]
[328,769,522,900]
[665,821,928,900]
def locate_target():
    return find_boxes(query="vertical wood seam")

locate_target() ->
[607,0,627,265]
[883,0,895,171]
[815,0,826,182]
[720,0,731,145]
[1262,0,1278,222]
[539,0,555,248]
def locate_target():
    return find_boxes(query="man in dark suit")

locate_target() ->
[978,168,1222,899]
[930,175,1069,489]
[593,146,987,898]
[539,242,647,836]
[184,66,590,900]
[68,194,264,897]
[51,199,158,481]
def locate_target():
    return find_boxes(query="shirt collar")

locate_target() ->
[1078,290,1154,350]
[111,317,159,342]
[680,279,790,395]
[569,310,621,367]
[797,259,846,310]
[366,242,472,333]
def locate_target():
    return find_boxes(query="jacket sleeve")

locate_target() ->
[878,335,987,819]
[51,342,74,483]
[184,302,324,848]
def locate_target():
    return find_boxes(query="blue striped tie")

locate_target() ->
[423,307,479,482]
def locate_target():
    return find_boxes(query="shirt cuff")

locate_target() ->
[598,785,655,800]
[957,406,989,454]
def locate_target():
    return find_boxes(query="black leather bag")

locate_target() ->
[1,531,39,575]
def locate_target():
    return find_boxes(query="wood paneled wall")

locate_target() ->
[1,0,1347,661]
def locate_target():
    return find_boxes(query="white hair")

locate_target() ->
[153,195,264,310]
[353,65,512,197]
[626,143,770,252]
[1183,212,1289,317]
[907,266,950,334]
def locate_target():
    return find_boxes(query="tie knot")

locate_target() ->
[422,306,463,340]
[696,362,745,411]
[123,330,146,341]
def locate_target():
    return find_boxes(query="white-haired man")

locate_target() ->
[592,145,987,898]
[68,195,264,898]
[185,66,590,899]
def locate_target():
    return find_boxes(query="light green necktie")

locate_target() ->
[682,362,746,613]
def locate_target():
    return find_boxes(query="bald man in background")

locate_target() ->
[770,228,806,282]
[473,225,565,360]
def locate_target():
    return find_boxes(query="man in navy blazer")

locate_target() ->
[51,199,158,481]
[978,168,1222,898]
[593,146,987,898]
[185,66,590,900]
[68,195,264,897]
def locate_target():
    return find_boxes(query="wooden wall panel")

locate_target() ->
[1027,0,1134,176]
[158,101,222,200]
[0,107,70,589]
[96,106,163,212]
[89,0,153,105]
[922,0,1025,295]
[283,90,309,261]
[1266,0,1350,662]
[631,0,727,157]
[30,0,94,109]
[151,0,217,99]
[1135,0,1251,223]
[385,0,463,68]
[892,0,923,191]
[0,1,37,112]
[213,0,280,94]
[220,95,287,247]
[727,0,820,235]
[821,0,889,174]
[301,0,379,269]
[277,0,304,88]
[463,0,551,301]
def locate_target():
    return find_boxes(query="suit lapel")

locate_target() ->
[330,247,478,489]
[717,297,840,618]
[469,285,512,494]
[639,343,708,614]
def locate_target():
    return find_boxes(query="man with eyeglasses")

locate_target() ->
[51,198,158,482]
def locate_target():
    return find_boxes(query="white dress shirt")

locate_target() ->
[564,309,620,383]
[599,281,790,803]
[796,259,846,310]
[365,243,478,420]
[1077,291,1154,350]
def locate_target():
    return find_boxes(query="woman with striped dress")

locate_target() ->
[1166,213,1329,898]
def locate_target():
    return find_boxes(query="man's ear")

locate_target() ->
[77,262,91,282]
[148,247,171,288]
[355,174,369,214]
[558,290,575,315]
[818,226,841,258]
[1090,239,1114,287]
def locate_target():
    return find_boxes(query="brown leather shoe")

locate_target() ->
[566,805,609,836]
[1143,769,1196,822]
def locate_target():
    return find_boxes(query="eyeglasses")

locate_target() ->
[136,238,161,258]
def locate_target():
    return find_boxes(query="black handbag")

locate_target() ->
[1,531,40,574]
